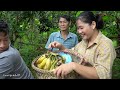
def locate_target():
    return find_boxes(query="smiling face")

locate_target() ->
[76,19,96,40]
[58,17,70,31]
[0,32,9,53]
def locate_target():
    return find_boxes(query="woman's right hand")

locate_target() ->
[48,41,64,50]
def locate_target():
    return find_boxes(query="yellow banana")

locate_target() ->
[44,58,51,70]
[37,63,41,69]
[43,63,47,70]
[37,58,47,69]
[36,54,46,64]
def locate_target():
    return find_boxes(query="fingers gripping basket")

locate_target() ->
[31,55,79,79]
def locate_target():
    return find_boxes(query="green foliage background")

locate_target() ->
[0,11,120,79]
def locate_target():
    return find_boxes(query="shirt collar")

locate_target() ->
[0,46,12,58]
[56,31,73,39]
[93,31,102,44]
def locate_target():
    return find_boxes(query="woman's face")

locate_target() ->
[58,17,70,31]
[0,32,9,53]
[76,19,95,40]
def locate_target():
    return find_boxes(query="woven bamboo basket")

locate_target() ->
[31,55,80,79]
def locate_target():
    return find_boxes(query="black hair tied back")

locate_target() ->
[95,14,104,29]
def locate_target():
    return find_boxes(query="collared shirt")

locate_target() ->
[45,31,78,51]
[0,45,34,79]
[70,31,116,79]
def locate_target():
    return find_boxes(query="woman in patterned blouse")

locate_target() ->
[48,11,116,79]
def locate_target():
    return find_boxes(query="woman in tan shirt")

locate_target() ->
[48,11,116,79]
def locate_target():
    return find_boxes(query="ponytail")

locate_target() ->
[95,14,104,29]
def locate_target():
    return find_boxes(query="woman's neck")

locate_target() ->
[87,29,99,47]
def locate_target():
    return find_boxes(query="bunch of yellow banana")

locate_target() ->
[35,52,66,71]
[36,54,46,64]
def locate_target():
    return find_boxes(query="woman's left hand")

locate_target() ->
[53,62,75,79]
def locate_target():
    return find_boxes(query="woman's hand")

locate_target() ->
[48,41,65,50]
[53,62,75,79]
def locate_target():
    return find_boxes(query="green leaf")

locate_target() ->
[34,18,40,25]
[112,39,118,47]
[112,21,116,25]
[76,11,83,17]
[48,15,52,21]
[102,30,108,36]
[103,16,109,21]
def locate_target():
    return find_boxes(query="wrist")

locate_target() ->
[59,45,65,50]
[71,62,76,71]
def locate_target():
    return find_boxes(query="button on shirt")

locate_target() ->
[70,31,116,79]
[45,31,78,51]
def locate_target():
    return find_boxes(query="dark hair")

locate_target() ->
[58,15,71,22]
[0,20,9,36]
[76,11,104,30]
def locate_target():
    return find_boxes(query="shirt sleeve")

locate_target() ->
[93,43,116,79]
[75,35,78,46]
[67,43,82,63]
[0,56,14,79]
[45,33,54,49]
